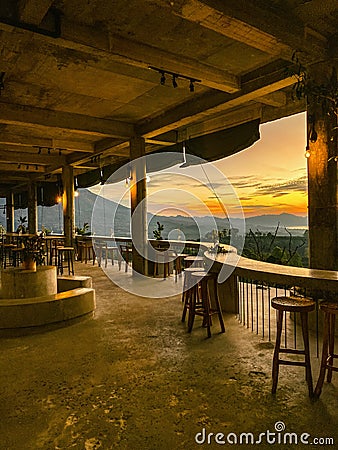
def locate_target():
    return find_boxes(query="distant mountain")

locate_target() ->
[0,190,308,238]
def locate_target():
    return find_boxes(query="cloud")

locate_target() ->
[255,176,307,196]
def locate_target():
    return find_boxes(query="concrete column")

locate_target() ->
[307,62,338,270]
[62,165,75,247]
[6,192,14,233]
[28,182,38,234]
[130,136,148,276]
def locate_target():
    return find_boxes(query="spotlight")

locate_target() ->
[160,71,166,85]
[59,149,62,156]
[74,190,79,197]
[56,195,62,203]
[189,79,195,92]
[48,148,51,155]
[35,165,38,170]
[172,74,178,88]
[305,150,311,158]
[26,165,29,170]
[38,147,42,154]
[17,164,21,169]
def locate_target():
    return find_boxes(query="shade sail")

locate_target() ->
[13,119,260,206]
[78,119,260,187]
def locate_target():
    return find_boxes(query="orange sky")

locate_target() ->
[91,112,308,218]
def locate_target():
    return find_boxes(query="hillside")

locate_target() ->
[0,189,307,238]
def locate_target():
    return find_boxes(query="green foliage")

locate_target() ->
[75,222,90,236]
[16,216,28,233]
[21,235,46,265]
[243,225,307,267]
[287,51,338,117]
[153,221,164,240]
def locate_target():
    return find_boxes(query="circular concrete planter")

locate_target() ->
[1,265,57,299]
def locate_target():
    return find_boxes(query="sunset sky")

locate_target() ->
[91,112,308,219]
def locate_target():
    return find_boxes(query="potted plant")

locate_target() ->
[16,216,28,234]
[20,235,46,270]
[75,222,91,236]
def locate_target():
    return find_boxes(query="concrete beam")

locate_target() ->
[0,148,66,165]
[0,133,95,153]
[170,0,327,61]
[0,17,240,94]
[0,102,134,139]
[0,162,45,173]
[137,67,295,138]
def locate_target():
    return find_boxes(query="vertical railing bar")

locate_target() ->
[238,277,241,323]
[243,277,246,327]
[284,285,287,348]
[256,280,259,334]
[268,284,271,342]
[251,279,254,332]
[246,280,249,329]
[262,281,265,339]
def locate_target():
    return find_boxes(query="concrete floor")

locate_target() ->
[0,263,337,450]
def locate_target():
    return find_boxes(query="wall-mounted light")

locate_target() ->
[328,156,338,162]
[56,195,62,203]
[305,149,311,158]
[74,190,79,197]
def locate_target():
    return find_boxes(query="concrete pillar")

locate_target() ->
[307,62,338,270]
[28,182,38,234]
[6,192,14,233]
[62,165,75,247]
[129,136,148,276]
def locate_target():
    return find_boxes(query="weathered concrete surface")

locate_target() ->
[1,266,57,299]
[0,262,337,449]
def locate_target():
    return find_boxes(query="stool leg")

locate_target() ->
[202,280,212,338]
[70,251,74,275]
[272,309,283,394]
[187,285,197,333]
[314,312,330,397]
[327,314,335,383]
[300,311,313,397]
[213,278,225,333]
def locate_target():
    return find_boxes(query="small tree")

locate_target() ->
[153,221,164,240]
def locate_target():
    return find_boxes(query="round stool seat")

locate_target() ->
[271,296,315,313]
[184,267,205,273]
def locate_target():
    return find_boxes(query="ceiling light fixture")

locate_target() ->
[148,66,201,92]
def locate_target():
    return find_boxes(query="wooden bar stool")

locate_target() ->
[57,246,75,275]
[181,267,205,321]
[314,301,338,397]
[271,296,315,397]
[188,271,225,338]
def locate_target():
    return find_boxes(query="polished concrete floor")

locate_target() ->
[0,262,337,450]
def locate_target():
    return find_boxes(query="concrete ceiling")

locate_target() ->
[0,0,337,194]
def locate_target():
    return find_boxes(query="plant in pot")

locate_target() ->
[16,216,28,234]
[21,235,46,270]
[75,222,91,236]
